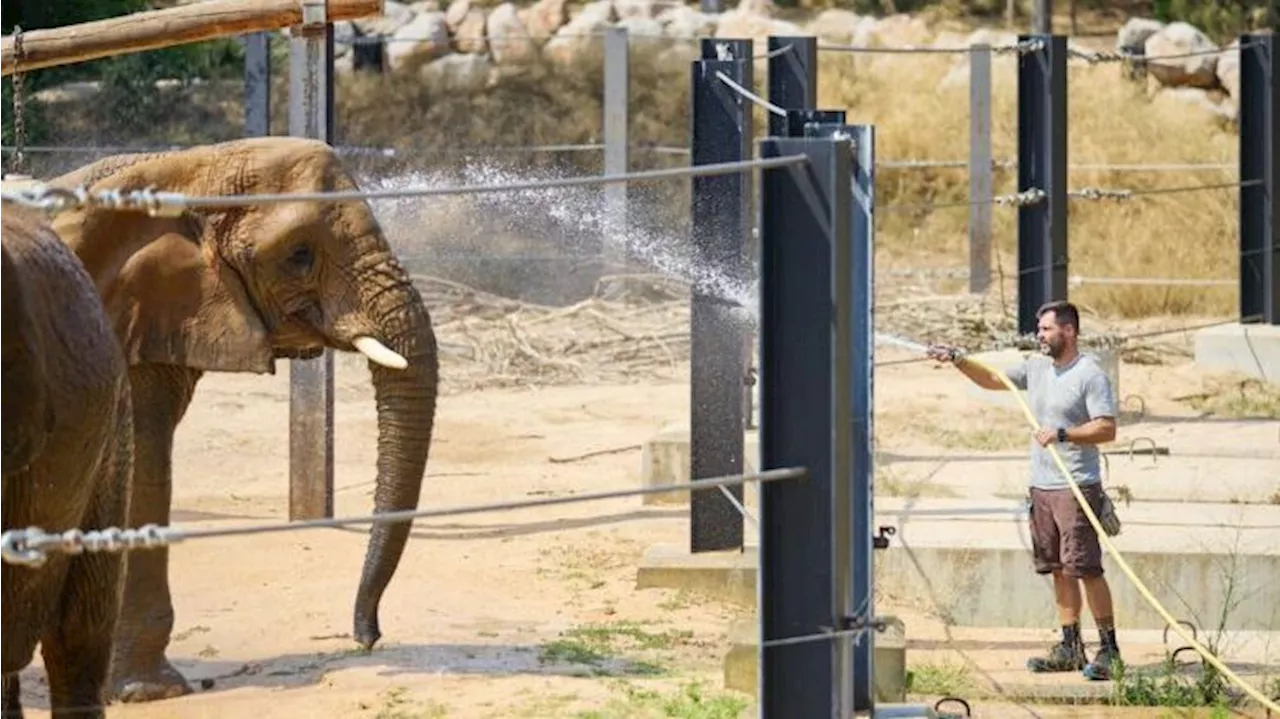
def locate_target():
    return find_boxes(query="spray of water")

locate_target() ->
[356,162,759,324]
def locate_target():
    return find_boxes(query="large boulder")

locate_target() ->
[386,11,451,71]
[1115,17,1165,55]
[487,2,539,64]
[1144,21,1220,88]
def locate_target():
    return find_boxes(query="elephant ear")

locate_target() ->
[55,209,276,374]
[0,238,56,473]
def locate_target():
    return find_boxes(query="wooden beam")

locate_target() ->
[1,0,382,77]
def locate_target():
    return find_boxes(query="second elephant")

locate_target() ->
[46,137,441,702]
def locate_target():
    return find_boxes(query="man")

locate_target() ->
[927,300,1121,681]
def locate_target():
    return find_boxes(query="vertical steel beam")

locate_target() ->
[758,134,855,719]
[689,43,752,554]
[288,1,336,521]
[244,32,271,137]
[1240,33,1278,325]
[969,43,993,294]
[603,26,630,267]
[1016,34,1068,336]
[767,36,817,138]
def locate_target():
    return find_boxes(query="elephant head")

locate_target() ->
[47,137,439,649]
[1,206,59,476]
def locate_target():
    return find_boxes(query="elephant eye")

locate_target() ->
[285,244,314,274]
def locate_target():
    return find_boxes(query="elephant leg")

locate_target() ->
[40,554,119,719]
[108,364,200,704]
[2,674,21,719]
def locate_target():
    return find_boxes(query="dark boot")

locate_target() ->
[1027,623,1087,673]
[1084,621,1120,681]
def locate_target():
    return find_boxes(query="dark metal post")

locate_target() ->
[1016,34,1068,335]
[797,120,878,713]
[767,36,817,137]
[1240,33,1278,325]
[758,134,856,718]
[689,40,752,554]
[244,32,271,137]
[288,0,336,521]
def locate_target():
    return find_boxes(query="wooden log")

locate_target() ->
[0,0,383,77]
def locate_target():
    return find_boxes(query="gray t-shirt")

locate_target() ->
[1004,352,1118,490]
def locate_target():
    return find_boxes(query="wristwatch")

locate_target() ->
[1056,427,1068,443]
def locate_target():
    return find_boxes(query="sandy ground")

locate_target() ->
[10,303,1280,718]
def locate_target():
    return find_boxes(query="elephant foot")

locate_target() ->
[109,659,192,704]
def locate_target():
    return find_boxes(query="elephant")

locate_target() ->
[42,136,441,702]
[2,201,136,718]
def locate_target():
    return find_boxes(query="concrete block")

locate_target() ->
[635,499,1280,631]
[723,615,909,703]
[1194,322,1280,383]
[638,422,758,506]
[634,542,757,606]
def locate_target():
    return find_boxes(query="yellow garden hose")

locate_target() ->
[962,354,1280,714]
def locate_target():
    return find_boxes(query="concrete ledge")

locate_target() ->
[634,542,757,606]
[1194,322,1280,382]
[639,422,758,506]
[635,499,1280,631]
[723,615,909,703]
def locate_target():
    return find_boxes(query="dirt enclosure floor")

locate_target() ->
[11,279,1280,718]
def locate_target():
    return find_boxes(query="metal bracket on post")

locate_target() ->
[689,40,751,555]
[1016,33,1068,336]
[1239,32,1278,325]
[288,0,336,522]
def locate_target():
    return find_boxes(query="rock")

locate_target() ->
[618,16,664,40]
[355,0,414,36]
[408,0,441,12]
[807,9,861,45]
[524,0,570,41]
[1144,21,1220,89]
[1151,86,1235,124]
[1115,17,1164,55]
[452,8,488,54]
[866,13,933,47]
[542,1,613,64]
[615,0,658,21]
[1217,38,1241,99]
[419,52,492,93]
[713,8,803,50]
[443,0,472,32]
[386,11,451,72]
[656,4,716,40]
[486,2,539,64]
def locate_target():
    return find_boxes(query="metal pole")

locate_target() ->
[1239,33,1278,325]
[1034,0,1053,33]
[758,133,857,718]
[287,0,336,521]
[767,35,817,138]
[689,40,751,554]
[244,32,271,137]
[968,43,992,294]
[801,117,877,714]
[602,26,629,267]
[1016,34,1068,335]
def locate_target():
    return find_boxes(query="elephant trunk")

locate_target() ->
[350,269,439,651]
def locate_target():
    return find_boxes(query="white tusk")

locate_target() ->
[353,336,408,370]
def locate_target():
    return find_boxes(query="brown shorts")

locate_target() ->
[1029,483,1106,579]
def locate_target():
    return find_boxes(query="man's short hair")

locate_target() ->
[1037,300,1080,331]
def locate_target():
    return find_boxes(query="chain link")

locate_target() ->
[0,183,189,217]
[8,26,27,176]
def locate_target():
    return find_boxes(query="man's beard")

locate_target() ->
[1040,339,1064,358]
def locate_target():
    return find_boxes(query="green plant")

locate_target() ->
[575,681,749,719]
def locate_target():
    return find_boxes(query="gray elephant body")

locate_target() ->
[1,203,136,719]
[41,137,440,702]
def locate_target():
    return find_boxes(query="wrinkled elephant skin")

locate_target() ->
[45,137,441,703]
[1,204,136,719]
